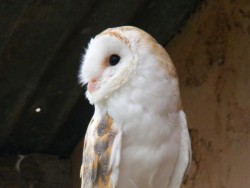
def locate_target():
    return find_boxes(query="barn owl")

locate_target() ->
[79,26,191,188]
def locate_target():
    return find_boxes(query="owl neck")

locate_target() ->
[93,76,182,123]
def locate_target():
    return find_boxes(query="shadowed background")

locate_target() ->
[0,0,200,157]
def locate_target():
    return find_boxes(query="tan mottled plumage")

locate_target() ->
[98,30,130,47]
[81,115,115,188]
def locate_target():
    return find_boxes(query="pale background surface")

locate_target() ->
[169,0,250,187]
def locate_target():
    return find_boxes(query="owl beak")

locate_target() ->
[87,78,98,93]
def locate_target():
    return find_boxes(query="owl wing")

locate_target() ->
[168,111,192,188]
[80,114,122,188]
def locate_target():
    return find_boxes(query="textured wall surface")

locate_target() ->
[167,0,250,187]
[72,0,250,187]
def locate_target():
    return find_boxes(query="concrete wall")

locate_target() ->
[72,0,250,187]
[168,0,250,187]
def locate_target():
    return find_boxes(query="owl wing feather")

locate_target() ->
[80,114,121,188]
[168,111,192,188]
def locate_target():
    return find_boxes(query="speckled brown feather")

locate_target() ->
[81,115,115,188]
[98,29,130,47]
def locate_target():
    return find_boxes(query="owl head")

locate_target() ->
[79,26,179,107]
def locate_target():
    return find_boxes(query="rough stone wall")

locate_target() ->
[72,0,250,187]
[167,0,250,187]
[0,154,72,188]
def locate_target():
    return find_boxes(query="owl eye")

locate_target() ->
[109,54,120,66]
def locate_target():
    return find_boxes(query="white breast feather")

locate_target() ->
[101,48,190,188]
